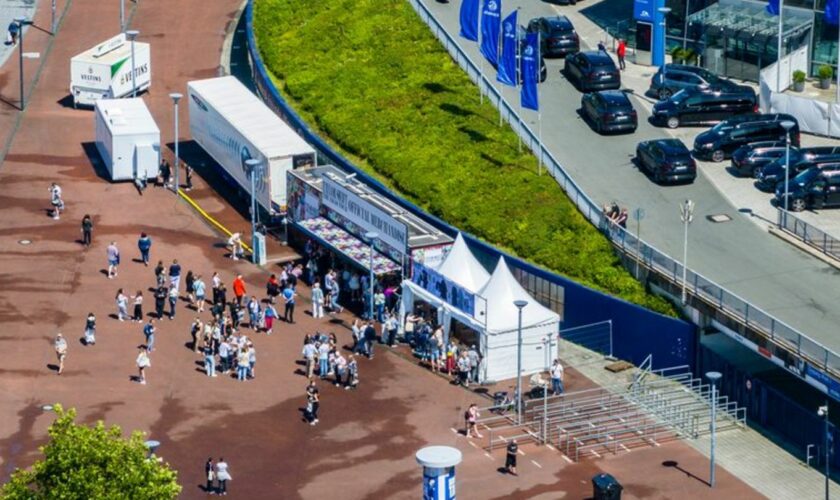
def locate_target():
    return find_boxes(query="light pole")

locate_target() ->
[52,0,56,34]
[682,0,690,49]
[514,299,528,424]
[15,17,26,111]
[281,216,288,245]
[245,158,262,264]
[706,371,722,488]
[780,120,796,227]
[169,93,182,195]
[659,7,672,80]
[365,231,378,322]
[143,439,160,460]
[120,0,125,32]
[125,30,139,98]
[819,402,830,500]
[679,199,694,305]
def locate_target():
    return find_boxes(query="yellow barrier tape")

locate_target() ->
[178,189,254,254]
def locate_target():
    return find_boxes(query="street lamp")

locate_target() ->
[658,7,672,80]
[365,231,379,322]
[169,93,182,194]
[514,299,528,424]
[15,17,26,111]
[125,30,139,98]
[120,0,125,32]
[679,199,694,305]
[143,439,161,459]
[706,371,722,488]
[682,0,690,49]
[245,158,262,264]
[819,402,830,500]
[780,120,796,227]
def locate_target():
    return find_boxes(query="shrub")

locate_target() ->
[818,65,833,81]
[793,70,806,84]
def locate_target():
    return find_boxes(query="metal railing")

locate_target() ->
[777,208,840,261]
[405,0,840,381]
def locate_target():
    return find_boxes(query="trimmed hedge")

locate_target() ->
[253,0,675,316]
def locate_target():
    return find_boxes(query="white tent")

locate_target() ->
[436,233,490,292]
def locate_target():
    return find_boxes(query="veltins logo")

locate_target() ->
[191,94,208,112]
[488,0,497,11]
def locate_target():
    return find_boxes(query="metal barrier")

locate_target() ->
[777,208,840,261]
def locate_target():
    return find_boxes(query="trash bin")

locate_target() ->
[592,473,622,500]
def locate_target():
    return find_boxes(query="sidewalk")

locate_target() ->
[0,1,39,69]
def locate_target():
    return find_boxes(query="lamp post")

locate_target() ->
[143,439,160,459]
[679,199,694,305]
[706,371,722,488]
[245,158,262,264]
[780,120,796,227]
[125,30,139,97]
[120,0,125,32]
[514,300,528,424]
[169,93,182,195]
[52,0,56,34]
[776,0,785,92]
[819,402,830,500]
[365,232,379,322]
[15,17,26,111]
[659,7,672,80]
[682,0,690,49]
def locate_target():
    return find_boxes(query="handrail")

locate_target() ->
[777,207,840,261]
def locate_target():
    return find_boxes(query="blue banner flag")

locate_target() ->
[520,32,539,111]
[496,10,518,86]
[766,0,780,15]
[480,0,502,66]
[826,0,839,25]
[459,0,480,41]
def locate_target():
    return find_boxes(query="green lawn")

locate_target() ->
[253,0,675,316]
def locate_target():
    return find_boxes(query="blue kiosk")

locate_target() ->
[416,446,462,500]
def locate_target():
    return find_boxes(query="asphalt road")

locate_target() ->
[418,0,840,356]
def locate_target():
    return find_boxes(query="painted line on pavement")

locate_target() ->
[590,449,602,459]
[468,441,478,449]
[484,452,494,460]
[546,444,556,451]
[620,443,631,452]
[562,455,574,464]
[531,460,543,469]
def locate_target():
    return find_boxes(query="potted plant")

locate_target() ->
[792,70,806,92]
[818,65,833,90]
[669,46,686,64]
[682,48,698,65]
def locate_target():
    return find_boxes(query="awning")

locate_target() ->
[296,217,401,275]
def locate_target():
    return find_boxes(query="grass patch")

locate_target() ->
[253,0,675,316]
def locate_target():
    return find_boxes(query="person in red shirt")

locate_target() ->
[617,39,627,71]
[232,274,247,307]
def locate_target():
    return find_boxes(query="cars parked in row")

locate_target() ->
[651,86,757,129]
[635,138,697,184]
[564,51,621,92]
[646,64,740,100]
[730,141,788,178]
[526,16,579,58]
[693,113,800,163]
[580,90,637,134]
[776,165,840,211]
[757,154,840,192]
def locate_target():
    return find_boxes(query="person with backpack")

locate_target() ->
[465,403,482,438]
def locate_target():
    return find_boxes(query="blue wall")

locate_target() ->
[244,1,695,370]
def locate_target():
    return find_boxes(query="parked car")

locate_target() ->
[635,138,697,184]
[526,16,579,58]
[730,141,790,178]
[692,114,800,163]
[757,154,840,191]
[564,51,620,92]
[775,165,840,211]
[580,90,637,134]
[646,64,739,100]
[651,86,757,129]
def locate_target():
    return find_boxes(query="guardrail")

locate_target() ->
[777,208,840,261]
[404,0,840,378]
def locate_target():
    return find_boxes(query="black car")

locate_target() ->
[651,86,757,129]
[693,114,800,163]
[635,138,697,184]
[580,90,637,134]
[527,16,579,58]
[776,165,840,212]
[564,51,620,92]
[646,64,738,100]
[730,141,790,178]
[757,154,840,191]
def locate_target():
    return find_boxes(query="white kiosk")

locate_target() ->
[416,446,461,500]
[93,98,160,182]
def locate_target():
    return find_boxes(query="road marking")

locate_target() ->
[653,440,661,447]
[484,452,494,460]
[531,460,543,469]
[468,441,478,449]
[546,444,556,451]
[518,449,526,456]
[562,455,574,464]
[450,427,459,435]
[480,423,491,430]
[620,443,631,452]
[590,449,602,458]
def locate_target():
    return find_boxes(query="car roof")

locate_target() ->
[653,138,689,153]
[682,85,754,97]
[597,90,631,105]
[724,113,796,126]
[579,51,613,64]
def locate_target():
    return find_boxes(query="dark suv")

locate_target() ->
[647,64,737,100]
[527,16,579,58]
[730,141,789,178]
[693,114,799,163]
[635,138,697,184]
[580,90,637,134]
[757,154,840,191]
[651,86,757,129]
[776,166,840,211]
[564,51,620,92]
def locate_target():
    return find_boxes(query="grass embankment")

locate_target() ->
[253,0,676,316]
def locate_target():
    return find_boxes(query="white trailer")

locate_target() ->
[94,98,160,182]
[70,33,151,107]
[187,76,316,216]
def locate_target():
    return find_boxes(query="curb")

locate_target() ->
[768,226,840,271]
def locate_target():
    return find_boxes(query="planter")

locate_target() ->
[793,81,805,92]
[819,78,832,90]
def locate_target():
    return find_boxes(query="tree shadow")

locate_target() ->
[423,82,452,94]
[459,126,488,143]
[440,103,474,118]
[480,152,503,167]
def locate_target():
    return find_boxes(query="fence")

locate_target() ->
[777,208,840,261]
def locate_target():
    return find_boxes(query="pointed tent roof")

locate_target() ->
[477,257,560,332]
[436,233,490,293]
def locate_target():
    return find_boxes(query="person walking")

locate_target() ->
[49,183,63,220]
[84,313,96,345]
[305,381,320,425]
[106,242,120,279]
[282,284,296,323]
[168,285,178,320]
[143,319,156,352]
[505,439,518,475]
[551,359,565,396]
[465,403,483,438]
[203,339,216,377]
[317,341,330,379]
[232,274,246,307]
[237,346,250,381]
[311,282,324,319]
[302,339,317,379]
[116,289,129,322]
[248,342,256,379]
[154,285,167,320]
[247,295,260,330]
[468,345,481,384]
[185,271,196,305]
[215,458,232,495]
[204,458,215,494]
[193,275,206,313]
[227,233,242,261]
[184,163,194,191]
[80,215,93,248]
[137,233,152,267]
[346,355,359,389]
[190,318,203,352]
[617,39,627,70]
[383,313,398,347]
[363,321,376,359]
[168,259,182,291]
[130,291,143,322]
[136,346,150,385]
[458,351,471,388]
[54,333,67,375]
[263,302,277,335]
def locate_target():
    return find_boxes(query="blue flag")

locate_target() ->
[480,0,502,66]
[496,11,518,86]
[520,32,539,111]
[766,0,779,15]
[459,0,479,41]
[827,0,839,25]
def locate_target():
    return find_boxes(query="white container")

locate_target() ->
[71,33,151,107]
[94,98,160,182]
[187,76,316,216]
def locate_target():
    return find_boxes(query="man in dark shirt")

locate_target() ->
[505,439,518,475]
[363,321,376,359]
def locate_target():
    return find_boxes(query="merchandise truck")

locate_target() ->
[187,76,316,218]
[70,33,151,107]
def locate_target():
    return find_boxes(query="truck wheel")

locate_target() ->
[711,150,725,163]
[666,116,679,129]
[791,198,807,212]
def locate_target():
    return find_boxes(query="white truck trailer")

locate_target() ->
[187,76,316,216]
[70,33,151,107]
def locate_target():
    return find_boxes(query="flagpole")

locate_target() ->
[479,3,485,104]
[836,22,840,102]
[538,112,543,176]
[517,13,522,154]
[537,31,542,176]
[776,0,784,92]
[498,23,503,127]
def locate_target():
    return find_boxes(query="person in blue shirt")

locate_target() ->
[137,233,152,267]
[143,319,156,352]
[169,259,182,291]
[282,284,296,324]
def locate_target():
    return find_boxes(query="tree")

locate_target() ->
[1,405,181,499]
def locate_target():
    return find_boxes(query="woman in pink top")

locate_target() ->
[465,403,483,438]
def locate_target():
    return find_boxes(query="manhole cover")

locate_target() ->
[18,239,32,245]
[707,214,732,223]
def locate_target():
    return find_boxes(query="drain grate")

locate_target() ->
[707,214,732,223]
